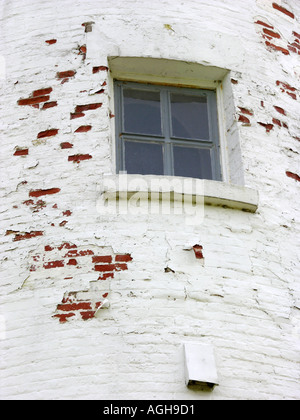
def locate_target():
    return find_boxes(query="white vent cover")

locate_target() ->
[184,342,219,389]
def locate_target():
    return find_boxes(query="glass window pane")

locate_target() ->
[171,93,209,140]
[125,140,164,175]
[173,146,212,179]
[123,89,162,135]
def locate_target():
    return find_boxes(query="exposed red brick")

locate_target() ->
[14,231,44,241]
[115,263,128,271]
[75,103,102,112]
[255,20,274,29]
[92,255,113,263]
[290,42,300,51]
[64,249,94,258]
[92,66,108,73]
[274,106,286,115]
[67,259,77,266]
[115,254,133,262]
[60,142,73,149]
[56,70,76,79]
[14,148,28,156]
[95,301,103,309]
[53,313,75,323]
[263,28,281,39]
[23,199,34,206]
[65,250,80,257]
[98,273,114,280]
[5,230,18,236]
[29,188,61,198]
[32,200,46,212]
[18,96,50,106]
[231,79,238,84]
[74,125,92,133]
[42,101,57,110]
[276,81,297,91]
[80,311,96,320]
[272,118,282,127]
[95,263,128,272]
[63,210,72,216]
[45,39,57,45]
[238,107,253,116]
[58,242,77,250]
[80,250,94,256]
[45,245,54,251]
[288,45,298,54]
[272,3,294,19]
[287,91,297,100]
[68,154,92,162]
[293,31,300,40]
[193,245,204,260]
[37,129,59,138]
[238,115,251,124]
[57,302,91,312]
[70,112,85,119]
[33,87,52,97]
[258,122,274,132]
[79,45,87,53]
[95,264,117,272]
[43,260,64,269]
[286,171,300,182]
[265,41,290,55]
[59,220,68,227]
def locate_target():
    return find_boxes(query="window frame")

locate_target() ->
[114,80,222,181]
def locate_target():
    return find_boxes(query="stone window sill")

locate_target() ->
[99,175,259,213]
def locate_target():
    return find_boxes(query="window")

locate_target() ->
[114,81,222,181]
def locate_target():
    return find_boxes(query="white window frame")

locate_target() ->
[108,56,245,186]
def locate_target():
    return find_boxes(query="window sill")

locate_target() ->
[100,175,259,213]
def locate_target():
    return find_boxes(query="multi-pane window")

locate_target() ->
[114,81,222,180]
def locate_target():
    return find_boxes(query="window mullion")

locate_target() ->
[161,90,173,176]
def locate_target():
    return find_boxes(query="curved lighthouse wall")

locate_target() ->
[0,0,299,400]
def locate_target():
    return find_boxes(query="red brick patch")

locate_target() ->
[29,188,61,198]
[272,3,294,19]
[56,70,76,79]
[286,171,300,182]
[14,148,29,156]
[74,125,92,133]
[37,129,59,138]
[68,154,92,163]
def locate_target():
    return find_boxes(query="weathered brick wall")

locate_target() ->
[0,0,299,400]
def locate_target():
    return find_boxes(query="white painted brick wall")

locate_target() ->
[0,0,299,400]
